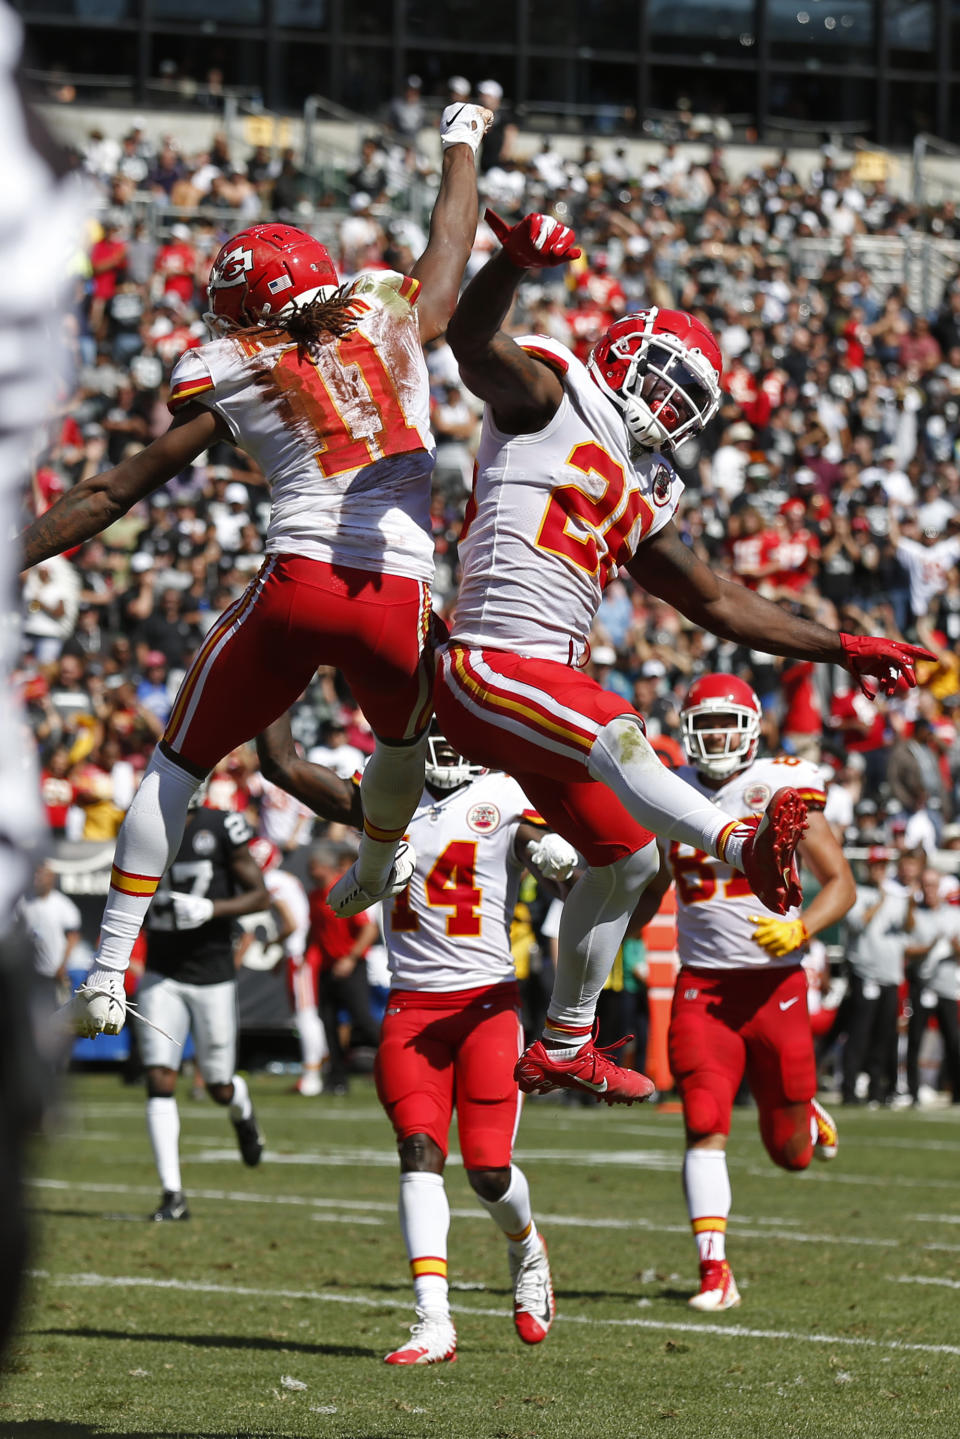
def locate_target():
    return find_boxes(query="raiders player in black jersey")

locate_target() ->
[140,795,269,1220]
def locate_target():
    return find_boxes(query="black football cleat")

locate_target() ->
[151,1190,189,1222]
[232,1112,264,1167]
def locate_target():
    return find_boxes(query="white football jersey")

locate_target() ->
[667,755,827,971]
[384,771,540,991]
[451,334,684,663]
[168,271,435,583]
[265,867,310,961]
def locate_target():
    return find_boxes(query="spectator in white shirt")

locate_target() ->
[16,860,81,1006]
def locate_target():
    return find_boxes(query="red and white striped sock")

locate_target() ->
[398,1172,450,1319]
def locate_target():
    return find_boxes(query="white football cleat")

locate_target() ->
[510,1235,555,1345]
[689,1258,741,1312]
[71,967,127,1037]
[295,1070,323,1097]
[384,1309,457,1366]
[327,841,416,918]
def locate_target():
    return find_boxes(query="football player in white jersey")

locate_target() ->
[256,716,577,1365]
[247,836,325,1097]
[434,207,930,1106]
[19,104,495,1041]
[629,674,855,1312]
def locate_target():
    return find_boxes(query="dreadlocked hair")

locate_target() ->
[235,282,360,352]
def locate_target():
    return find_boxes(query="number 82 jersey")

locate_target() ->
[668,756,826,971]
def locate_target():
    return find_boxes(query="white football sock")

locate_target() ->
[97,748,203,971]
[294,1003,328,1070]
[228,1073,252,1122]
[398,1171,450,1318]
[683,1148,731,1263]
[146,1096,182,1194]
[588,715,750,869]
[475,1166,540,1265]
[357,732,429,892]
[545,842,660,1048]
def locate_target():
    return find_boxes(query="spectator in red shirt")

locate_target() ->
[729,506,780,591]
[772,498,821,595]
[722,355,773,431]
[306,842,380,1096]
[898,316,942,376]
[39,744,75,837]
[575,251,626,319]
[89,218,128,339]
[153,223,197,307]
[779,660,824,762]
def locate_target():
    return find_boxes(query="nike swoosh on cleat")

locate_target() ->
[779,997,799,1011]
[572,1075,609,1093]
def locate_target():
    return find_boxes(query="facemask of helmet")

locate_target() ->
[587,308,722,452]
[424,732,484,791]
[681,702,761,780]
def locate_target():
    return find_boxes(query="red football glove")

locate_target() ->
[839,632,937,700]
[485,208,581,268]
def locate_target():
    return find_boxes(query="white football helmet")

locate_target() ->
[424,728,484,792]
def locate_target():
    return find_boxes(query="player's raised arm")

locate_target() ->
[446,210,580,434]
[410,104,491,343]
[256,715,362,828]
[632,520,935,700]
[20,404,227,570]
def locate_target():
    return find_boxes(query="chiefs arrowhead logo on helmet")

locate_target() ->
[587,307,722,453]
[205,223,339,331]
[680,673,762,780]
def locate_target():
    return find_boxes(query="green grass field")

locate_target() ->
[3,1071,959,1439]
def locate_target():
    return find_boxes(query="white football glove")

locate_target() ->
[526,832,579,882]
[170,892,215,929]
[70,965,127,1037]
[440,102,494,154]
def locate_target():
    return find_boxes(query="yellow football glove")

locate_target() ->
[749,915,809,957]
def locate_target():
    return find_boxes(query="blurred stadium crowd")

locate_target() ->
[17,95,960,1100]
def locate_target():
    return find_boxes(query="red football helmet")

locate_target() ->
[205,223,339,332]
[249,836,283,873]
[680,673,762,780]
[587,307,722,451]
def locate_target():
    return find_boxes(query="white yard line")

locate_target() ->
[893,1275,960,1290]
[25,1268,960,1358]
[25,1177,939,1250]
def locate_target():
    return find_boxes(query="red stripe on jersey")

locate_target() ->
[168,378,215,412]
[520,342,569,375]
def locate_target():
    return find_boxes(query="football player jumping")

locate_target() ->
[629,675,854,1311]
[257,716,575,1365]
[434,208,930,1105]
[19,104,493,1040]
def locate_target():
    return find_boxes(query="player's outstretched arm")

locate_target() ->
[20,404,226,570]
[633,521,935,700]
[750,810,856,957]
[256,716,362,828]
[410,104,491,344]
[447,210,579,434]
